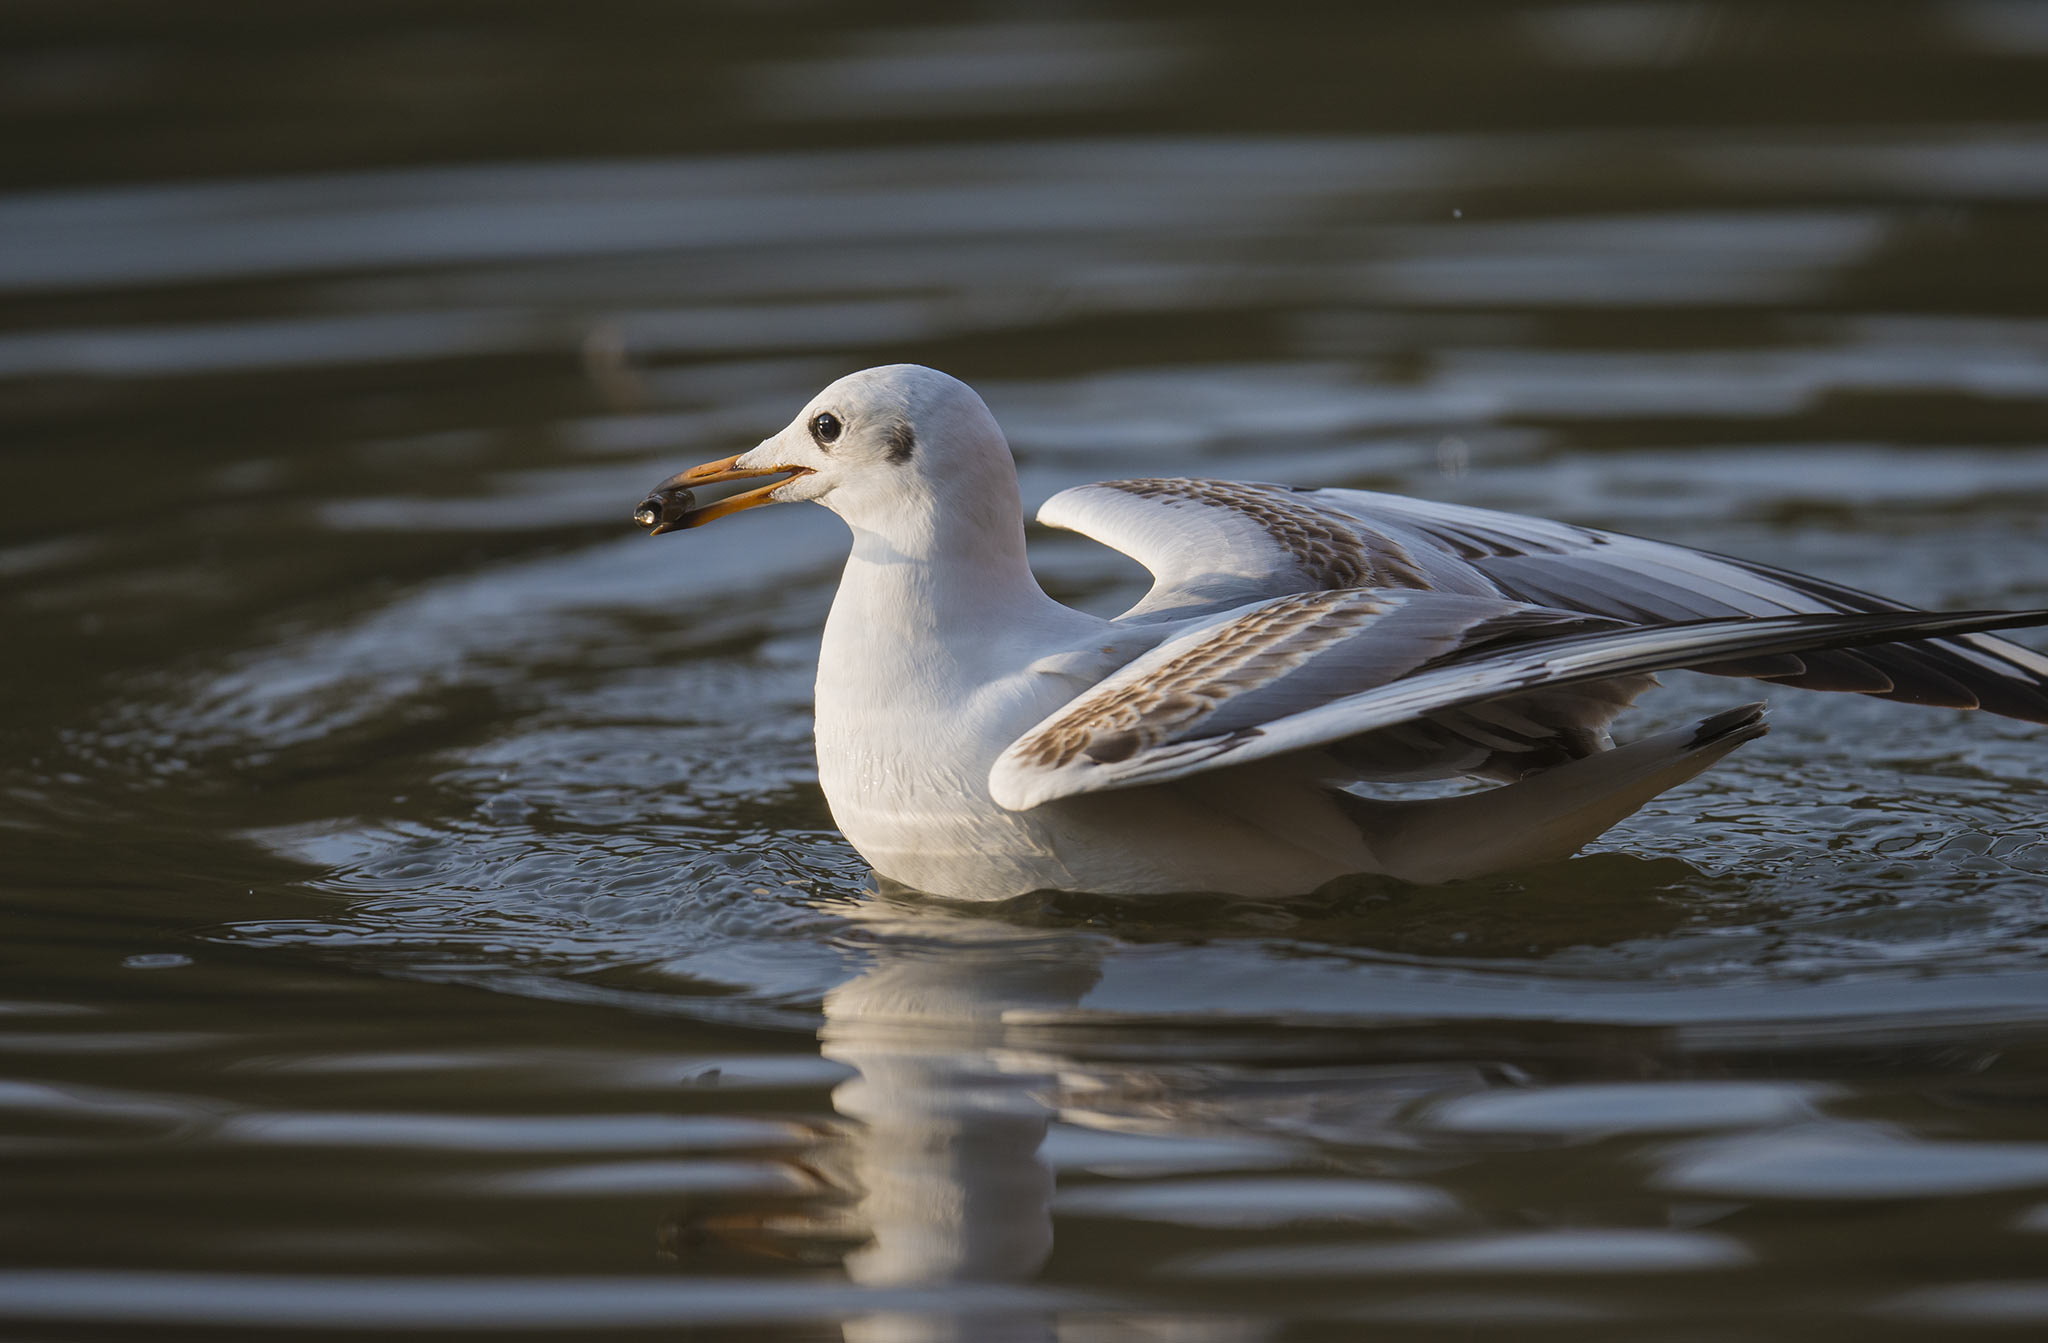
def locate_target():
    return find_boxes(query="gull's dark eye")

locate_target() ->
[810,411,843,446]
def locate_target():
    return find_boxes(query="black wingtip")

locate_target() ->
[1688,701,1769,750]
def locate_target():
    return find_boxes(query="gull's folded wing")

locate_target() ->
[989,594,2048,812]
[1038,479,2048,721]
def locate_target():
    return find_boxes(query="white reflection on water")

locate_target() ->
[1689,130,2048,199]
[1356,211,1887,306]
[1655,1124,2048,1200]
[0,310,545,379]
[740,21,1193,121]
[1520,3,1725,70]
[1420,1079,1833,1135]
[16,128,2045,301]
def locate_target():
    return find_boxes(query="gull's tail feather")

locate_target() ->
[1345,703,1769,885]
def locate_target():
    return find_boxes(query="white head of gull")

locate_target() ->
[638,364,2048,901]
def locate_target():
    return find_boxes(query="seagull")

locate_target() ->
[635,364,2048,901]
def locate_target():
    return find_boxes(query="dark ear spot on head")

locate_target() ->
[883,419,916,465]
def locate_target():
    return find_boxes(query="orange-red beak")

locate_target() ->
[632,455,812,535]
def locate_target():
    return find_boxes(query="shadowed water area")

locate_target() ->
[6,2,2048,1338]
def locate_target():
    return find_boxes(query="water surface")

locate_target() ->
[6,3,2048,1338]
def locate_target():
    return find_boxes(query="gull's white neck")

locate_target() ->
[819,476,1091,697]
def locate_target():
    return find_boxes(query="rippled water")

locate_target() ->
[7,3,2048,1338]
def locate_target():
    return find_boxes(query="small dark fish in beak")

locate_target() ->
[634,482,697,535]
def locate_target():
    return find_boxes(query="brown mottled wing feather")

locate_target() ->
[994,587,1650,806]
[1037,479,1487,622]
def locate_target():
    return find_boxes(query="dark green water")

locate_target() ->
[6,3,2048,1338]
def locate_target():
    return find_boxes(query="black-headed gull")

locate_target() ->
[636,365,2048,900]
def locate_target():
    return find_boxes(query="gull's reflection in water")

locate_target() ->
[822,890,1103,1343]
[809,867,1702,1342]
